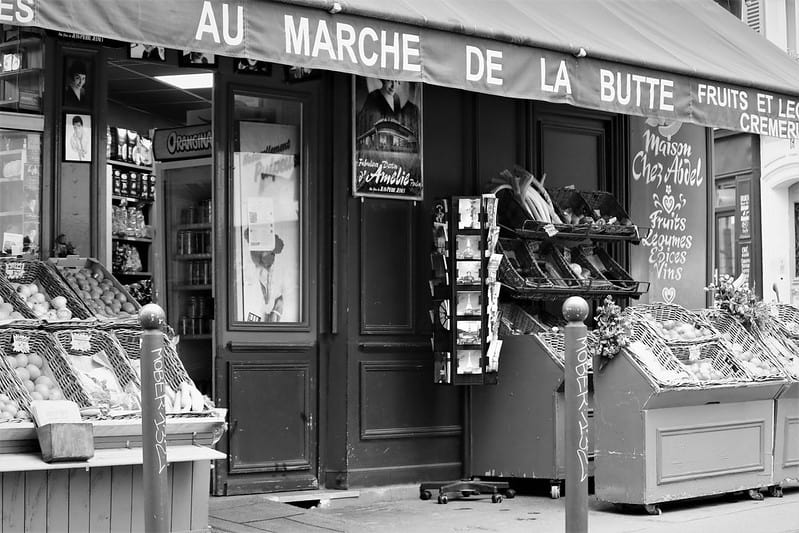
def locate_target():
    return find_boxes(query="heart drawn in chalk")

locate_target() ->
[662,194,676,215]
[661,287,676,304]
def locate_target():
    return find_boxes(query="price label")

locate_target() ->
[544,223,559,237]
[4,262,25,280]
[12,334,30,353]
[688,345,701,361]
[70,332,92,352]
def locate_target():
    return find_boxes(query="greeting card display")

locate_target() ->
[429,195,503,385]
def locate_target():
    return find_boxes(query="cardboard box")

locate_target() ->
[36,422,94,462]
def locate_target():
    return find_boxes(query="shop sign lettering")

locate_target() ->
[195,1,243,46]
[574,334,590,483]
[0,0,33,24]
[153,125,212,161]
[629,117,708,309]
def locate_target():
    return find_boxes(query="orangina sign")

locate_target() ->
[628,117,708,309]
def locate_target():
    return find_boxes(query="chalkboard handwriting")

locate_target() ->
[632,129,703,188]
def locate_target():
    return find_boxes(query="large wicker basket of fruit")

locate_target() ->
[0,344,34,419]
[669,341,752,384]
[50,257,140,320]
[0,258,92,322]
[701,310,787,381]
[579,190,638,236]
[625,322,699,388]
[0,328,91,408]
[110,328,208,414]
[0,276,37,324]
[763,303,799,340]
[750,320,799,379]
[625,303,718,346]
[48,328,141,412]
[534,330,597,370]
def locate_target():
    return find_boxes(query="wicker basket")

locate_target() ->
[535,331,596,370]
[0,328,92,408]
[0,273,39,321]
[568,245,637,291]
[110,328,194,392]
[669,341,752,384]
[751,320,799,379]
[49,256,140,320]
[497,303,548,337]
[626,303,718,345]
[0,258,93,321]
[49,328,141,396]
[626,322,699,387]
[0,345,34,413]
[701,310,786,381]
[765,303,799,340]
[579,190,637,236]
[497,238,552,289]
[549,188,596,228]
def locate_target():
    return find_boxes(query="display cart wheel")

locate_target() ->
[420,490,432,501]
[491,494,503,504]
[504,489,516,499]
[437,494,448,504]
[550,484,561,499]
[643,504,661,516]
[461,490,472,497]
[747,489,765,500]
[768,485,784,498]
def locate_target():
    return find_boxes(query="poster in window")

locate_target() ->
[233,122,300,323]
[353,76,422,200]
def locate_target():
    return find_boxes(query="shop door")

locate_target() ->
[213,87,320,495]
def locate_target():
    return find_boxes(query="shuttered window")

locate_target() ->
[746,0,762,33]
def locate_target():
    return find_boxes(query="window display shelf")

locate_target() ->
[502,281,650,301]
[177,223,212,231]
[512,224,649,244]
[112,194,152,204]
[0,67,40,80]
[108,160,152,172]
[112,235,152,243]
[175,253,212,261]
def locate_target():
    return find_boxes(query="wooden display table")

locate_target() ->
[0,413,226,532]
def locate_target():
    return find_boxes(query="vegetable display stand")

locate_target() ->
[593,335,786,514]
[470,334,595,499]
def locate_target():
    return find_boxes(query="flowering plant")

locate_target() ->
[591,295,632,368]
[704,273,767,327]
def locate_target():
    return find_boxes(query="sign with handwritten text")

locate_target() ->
[629,118,708,309]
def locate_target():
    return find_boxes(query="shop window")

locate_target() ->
[0,125,41,257]
[229,92,303,325]
[716,214,736,276]
[713,175,755,279]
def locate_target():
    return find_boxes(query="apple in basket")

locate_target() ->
[5,352,64,402]
[11,282,72,320]
[0,297,24,320]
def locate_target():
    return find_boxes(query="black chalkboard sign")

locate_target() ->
[628,118,708,309]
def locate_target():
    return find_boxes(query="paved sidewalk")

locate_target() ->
[209,484,799,533]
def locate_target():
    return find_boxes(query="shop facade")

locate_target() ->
[5,0,799,500]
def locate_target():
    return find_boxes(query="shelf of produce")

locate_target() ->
[593,347,784,510]
[112,194,153,204]
[501,281,649,301]
[175,284,212,291]
[112,235,152,243]
[108,160,152,172]
[511,225,649,244]
[175,253,212,261]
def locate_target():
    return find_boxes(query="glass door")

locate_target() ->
[1,118,42,257]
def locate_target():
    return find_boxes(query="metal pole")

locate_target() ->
[139,303,168,533]
[563,296,589,533]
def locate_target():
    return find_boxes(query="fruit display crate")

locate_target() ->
[625,302,719,346]
[109,327,193,392]
[0,328,92,408]
[593,328,786,514]
[0,258,93,322]
[49,256,140,321]
[470,334,596,499]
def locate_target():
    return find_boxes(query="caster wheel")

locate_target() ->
[492,494,503,503]
[768,486,784,498]
[438,495,448,504]
[420,490,432,501]
[747,489,764,501]
[643,504,661,516]
[505,489,516,499]
[550,485,561,499]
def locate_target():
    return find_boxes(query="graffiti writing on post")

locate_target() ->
[152,346,167,474]
[575,335,590,482]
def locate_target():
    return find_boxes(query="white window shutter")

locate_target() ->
[745,0,763,33]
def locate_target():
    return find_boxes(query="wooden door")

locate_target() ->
[213,84,320,495]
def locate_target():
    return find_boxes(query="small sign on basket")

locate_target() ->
[70,332,92,352]
[4,262,25,279]
[12,334,30,353]
[688,345,701,361]
[544,223,559,237]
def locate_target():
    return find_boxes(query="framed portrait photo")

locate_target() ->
[235,58,271,75]
[180,50,216,67]
[64,113,92,162]
[63,55,93,110]
[129,43,166,62]
[352,76,423,200]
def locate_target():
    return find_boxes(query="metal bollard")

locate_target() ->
[139,303,168,533]
[563,296,589,533]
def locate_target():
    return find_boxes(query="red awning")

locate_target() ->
[12,0,799,138]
